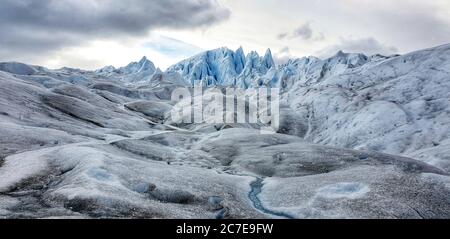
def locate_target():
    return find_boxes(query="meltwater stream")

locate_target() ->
[248,178,295,219]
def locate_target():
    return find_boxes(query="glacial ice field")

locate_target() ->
[1,44,450,218]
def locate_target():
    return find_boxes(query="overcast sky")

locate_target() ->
[0,0,449,70]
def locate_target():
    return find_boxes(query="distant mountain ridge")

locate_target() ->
[0,46,397,89]
[163,46,401,89]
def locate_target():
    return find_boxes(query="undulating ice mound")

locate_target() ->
[0,62,38,75]
[280,44,450,160]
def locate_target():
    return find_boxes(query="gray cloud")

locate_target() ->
[366,4,450,51]
[292,23,313,40]
[272,0,449,54]
[0,0,230,60]
[277,33,288,40]
[278,22,324,41]
[316,37,399,58]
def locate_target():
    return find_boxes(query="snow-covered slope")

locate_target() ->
[0,62,39,75]
[279,44,450,160]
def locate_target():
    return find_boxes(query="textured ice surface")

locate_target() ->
[166,47,275,87]
[316,182,370,199]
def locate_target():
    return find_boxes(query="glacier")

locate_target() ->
[166,47,275,88]
[164,45,450,164]
[0,44,450,218]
